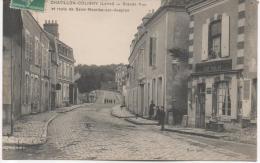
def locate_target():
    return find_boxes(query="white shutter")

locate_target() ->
[221,13,230,57]
[201,21,209,61]
[242,79,251,119]
[230,78,237,119]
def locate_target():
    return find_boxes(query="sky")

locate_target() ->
[32,0,161,66]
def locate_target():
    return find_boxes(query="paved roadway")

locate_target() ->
[3,104,256,160]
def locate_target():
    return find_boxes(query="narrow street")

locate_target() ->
[3,104,256,161]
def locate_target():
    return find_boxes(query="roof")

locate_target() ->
[56,39,75,61]
[22,11,49,39]
[143,1,186,27]
[185,0,208,8]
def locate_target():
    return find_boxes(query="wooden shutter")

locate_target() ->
[242,79,251,118]
[201,21,209,61]
[221,13,230,57]
[230,78,237,119]
[149,37,153,66]
[152,37,157,66]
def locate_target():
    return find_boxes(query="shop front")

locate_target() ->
[188,59,242,130]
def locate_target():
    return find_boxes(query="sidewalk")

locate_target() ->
[164,125,228,139]
[125,117,159,125]
[111,105,158,125]
[111,105,135,118]
[111,106,256,144]
[2,104,87,148]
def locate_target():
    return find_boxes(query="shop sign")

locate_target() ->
[195,59,232,73]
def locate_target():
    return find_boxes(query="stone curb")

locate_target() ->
[164,128,227,139]
[56,104,86,113]
[110,105,137,119]
[124,118,158,125]
[110,111,135,118]
[3,104,85,147]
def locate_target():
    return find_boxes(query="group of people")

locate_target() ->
[149,101,165,131]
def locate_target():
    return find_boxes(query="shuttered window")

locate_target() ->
[217,81,231,116]
[209,20,221,59]
[201,21,209,60]
[202,14,230,61]
[149,37,157,66]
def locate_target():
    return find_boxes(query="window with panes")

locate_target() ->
[216,81,231,116]
[209,20,221,59]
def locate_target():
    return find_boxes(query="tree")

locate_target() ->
[75,64,126,93]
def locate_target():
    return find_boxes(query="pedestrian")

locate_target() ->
[155,106,160,120]
[149,100,155,120]
[160,106,166,131]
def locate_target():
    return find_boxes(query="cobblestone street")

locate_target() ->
[3,104,256,161]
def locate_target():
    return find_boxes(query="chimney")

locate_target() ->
[43,20,59,38]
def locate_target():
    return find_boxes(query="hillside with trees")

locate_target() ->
[75,64,126,93]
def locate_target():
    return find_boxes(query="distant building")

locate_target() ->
[186,0,257,129]
[44,21,76,107]
[115,64,127,93]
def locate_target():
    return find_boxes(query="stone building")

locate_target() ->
[126,0,190,124]
[186,0,257,129]
[3,1,23,124]
[115,64,128,105]
[45,31,59,110]
[21,11,51,114]
[44,21,75,107]
[57,40,75,107]
[115,64,127,93]
[44,20,76,107]
[3,1,52,125]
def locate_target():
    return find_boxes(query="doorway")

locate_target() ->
[140,84,145,116]
[196,83,206,128]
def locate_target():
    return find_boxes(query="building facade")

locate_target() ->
[186,0,257,129]
[21,11,51,115]
[57,40,75,107]
[46,31,59,110]
[115,64,127,93]
[3,2,53,124]
[3,2,23,124]
[44,21,75,107]
[115,64,128,105]
[126,0,190,124]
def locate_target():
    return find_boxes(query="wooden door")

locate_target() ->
[196,83,206,128]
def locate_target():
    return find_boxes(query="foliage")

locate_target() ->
[74,64,125,93]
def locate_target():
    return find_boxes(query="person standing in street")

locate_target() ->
[160,106,166,131]
[149,100,155,119]
[155,106,160,125]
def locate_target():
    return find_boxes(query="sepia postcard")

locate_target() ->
[1,0,258,161]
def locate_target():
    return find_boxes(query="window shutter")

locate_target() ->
[230,79,237,119]
[149,38,153,66]
[242,79,251,118]
[201,22,209,61]
[221,13,230,57]
[152,37,157,65]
